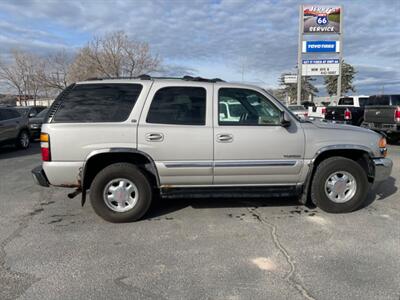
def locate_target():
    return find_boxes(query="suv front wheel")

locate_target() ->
[311,157,369,213]
[16,130,30,149]
[90,163,152,222]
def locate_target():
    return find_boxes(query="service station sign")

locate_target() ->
[303,5,341,34]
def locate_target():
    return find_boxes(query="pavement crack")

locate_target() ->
[0,189,54,300]
[248,207,315,300]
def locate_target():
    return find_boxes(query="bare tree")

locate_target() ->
[0,50,25,98]
[70,31,160,81]
[39,49,73,91]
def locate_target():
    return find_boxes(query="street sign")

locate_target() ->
[303,5,341,34]
[302,59,339,76]
[284,75,298,84]
[302,41,340,53]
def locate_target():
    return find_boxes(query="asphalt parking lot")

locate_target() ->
[0,143,399,300]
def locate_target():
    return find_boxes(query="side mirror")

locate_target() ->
[29,112,36,118]
[219,112,227,120]
[280,111,291,127]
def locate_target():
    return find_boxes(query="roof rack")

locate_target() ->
[84,75,224,83]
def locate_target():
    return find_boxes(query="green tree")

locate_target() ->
[276,73,318,103]
[324,61,356,96]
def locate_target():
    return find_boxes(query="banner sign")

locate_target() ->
[303,5,341,33]
[302,41,340,53]
[302,59,339,76]
[283,75,298,84]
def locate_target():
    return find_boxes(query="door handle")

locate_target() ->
[146,133,164,142]
[216,134,233,143]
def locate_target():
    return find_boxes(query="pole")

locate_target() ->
[297,5,303,105]
[336,5,343,101]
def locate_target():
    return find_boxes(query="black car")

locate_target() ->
[29,108,49,139]
[0,107,30,149]
[325,96,369,126]
[363,94,400,142]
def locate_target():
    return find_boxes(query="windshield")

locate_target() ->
[36,108,49,118]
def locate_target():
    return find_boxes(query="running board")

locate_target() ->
[160,185,301,199]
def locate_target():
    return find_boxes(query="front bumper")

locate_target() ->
[32,165,50,187]
[372,158,393,187]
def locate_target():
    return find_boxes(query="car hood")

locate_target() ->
[311,120,373,134]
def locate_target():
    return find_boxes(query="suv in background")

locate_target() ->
[325,95,369,126]
[0,107,30,149]
[363,95,400,143]
[32,76,392,223]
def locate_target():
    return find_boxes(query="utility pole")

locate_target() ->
[336,7,344,101]
[297,5,304,105]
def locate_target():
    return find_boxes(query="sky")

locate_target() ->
[0,0,399,96]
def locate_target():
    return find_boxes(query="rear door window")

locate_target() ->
[0,109,20,120]
[52,84,142,123]
[146,87,206,125]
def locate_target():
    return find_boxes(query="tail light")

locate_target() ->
[395,107,400,123]
[344,108,352,120]
[40,133,51,161]
[321,107,326,119]
[304,112,308,117]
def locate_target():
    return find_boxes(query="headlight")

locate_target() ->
[29,124,40,129]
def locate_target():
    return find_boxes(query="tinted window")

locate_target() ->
[219,88,281,125]
[146,87,206,125]
[391,95,400,105]
[368,95,390,106]
[36,108,49,118]
[53,84,142,123]
[0,109,20,120]
[359,97,369,107]
[15,107,30,117]
[338,97,353,105]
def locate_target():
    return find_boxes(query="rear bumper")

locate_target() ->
[372,158,393,188]
[31,165,50,187]
[363,122,400,133]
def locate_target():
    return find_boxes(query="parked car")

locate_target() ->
[288,105,308,120]
[29,108,49,140]
[307,105,326,120]
[14,106,46,119]
[32,76,392,223]
[363,94,400,142]
[0,107,30,149]
[325,96,369,126]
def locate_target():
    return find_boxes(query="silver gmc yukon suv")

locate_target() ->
[32,76,393,222]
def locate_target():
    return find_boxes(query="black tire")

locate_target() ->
[15,130,30,149]
[90,163,152,223]
[311,157,369,213]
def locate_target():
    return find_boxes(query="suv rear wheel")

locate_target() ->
[90,163,152,222]
[311,157,369,213]
[16,130,30,149]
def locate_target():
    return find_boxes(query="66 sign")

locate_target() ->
[316,15,328,25]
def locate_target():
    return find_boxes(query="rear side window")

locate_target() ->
[146,87,206,125]
[52,84,142,123]
[338,97,353,105]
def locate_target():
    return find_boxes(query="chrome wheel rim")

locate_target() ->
[103,178,139,212]
[324,171,357,203]
[20,132,29,148]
